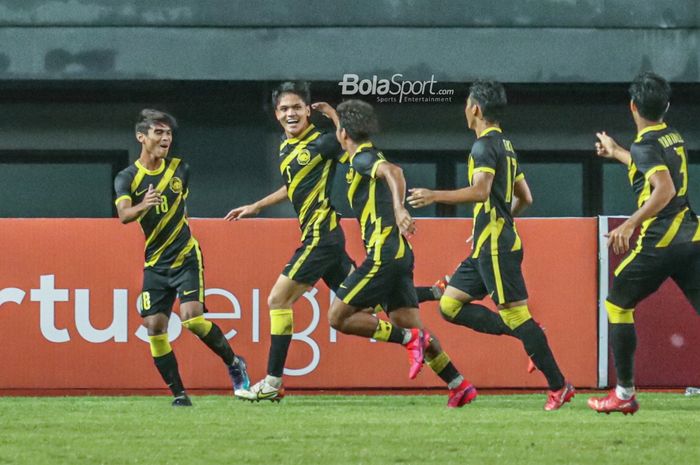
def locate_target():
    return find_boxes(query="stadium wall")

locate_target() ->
[0,218,598,391]
[2,1,700,220]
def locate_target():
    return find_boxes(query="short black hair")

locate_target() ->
[336,100,379,143]
[468,80,507,123]
[629,72,671,121]
[135,109,177,135]
[271,81,311,108]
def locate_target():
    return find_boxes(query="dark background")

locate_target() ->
[1,0,698,218]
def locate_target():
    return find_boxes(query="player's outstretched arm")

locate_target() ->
[596,131,631,166]
[311,102,339,128]
[374,161,416,236]
[116,184,161,224]
[511,178,534,217]
[224,185,288,221]
[407,172,494,207]
[607,170,676,254]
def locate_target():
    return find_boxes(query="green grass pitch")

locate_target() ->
[0,393,698,465]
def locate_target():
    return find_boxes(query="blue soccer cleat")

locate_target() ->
[228,356,251,396]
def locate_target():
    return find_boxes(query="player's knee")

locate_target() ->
[268,290,294,309]
[605,300,635,324]
[179,301,204,321]
[182,314,212,338]
[498,305,532,330]
[439,295,463,321]
[328,305,345,332]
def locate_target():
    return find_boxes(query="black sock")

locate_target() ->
[452,303,514,336]
[436,362,461,385]
[388,325,406,344]
[200,323,235,366]
[610,323,636,386]
[416,286,437,303]
[268,335,292,377]
[513,319,565,391]
[153,351,186,397]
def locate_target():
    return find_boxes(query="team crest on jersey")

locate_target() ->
[170,177,183,194]
[297,149,312,166]
[345,168,355,183]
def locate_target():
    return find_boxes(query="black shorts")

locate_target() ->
[283,227,354,291]
[608,240,700,312]
[335,250,418,312]
[449,250,528,306]
[140,255,204,317]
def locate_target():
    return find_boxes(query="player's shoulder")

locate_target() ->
[471,136,496,157]
[631,134,661,154]
[351,145,378,166]
[115,163,138,180]
[314,129,341,146]
[168,156,189,170]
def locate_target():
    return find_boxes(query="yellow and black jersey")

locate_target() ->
[627,123,699,248]
[114,157,199,270]
[279,124,344,243]
[343,142,409,261]
[468,127,524,258]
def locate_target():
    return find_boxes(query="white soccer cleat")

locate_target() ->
[238,379,285,403]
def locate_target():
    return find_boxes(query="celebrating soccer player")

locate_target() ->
[314,99,477,408]
[407,81,574,411]
[225,83,444,402]
[588,72,700,414]
[114,109,250,406]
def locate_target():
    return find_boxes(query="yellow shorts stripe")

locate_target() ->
[491,253,505,304]
[288,236,320,280]
[343,261,381,304]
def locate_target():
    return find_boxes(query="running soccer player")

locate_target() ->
[225,82,443,402]
[407,80,574,411]
[114,109,250,406]
[588,72,700,415]
[317,99,476,408]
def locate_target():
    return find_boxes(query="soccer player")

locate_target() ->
[114,109,250,406]
[588,72,700,414]
[317,99,477,408]
[407,80,574,411]
[225,82,443,402]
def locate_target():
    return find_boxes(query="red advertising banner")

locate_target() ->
[0,218,598,391]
